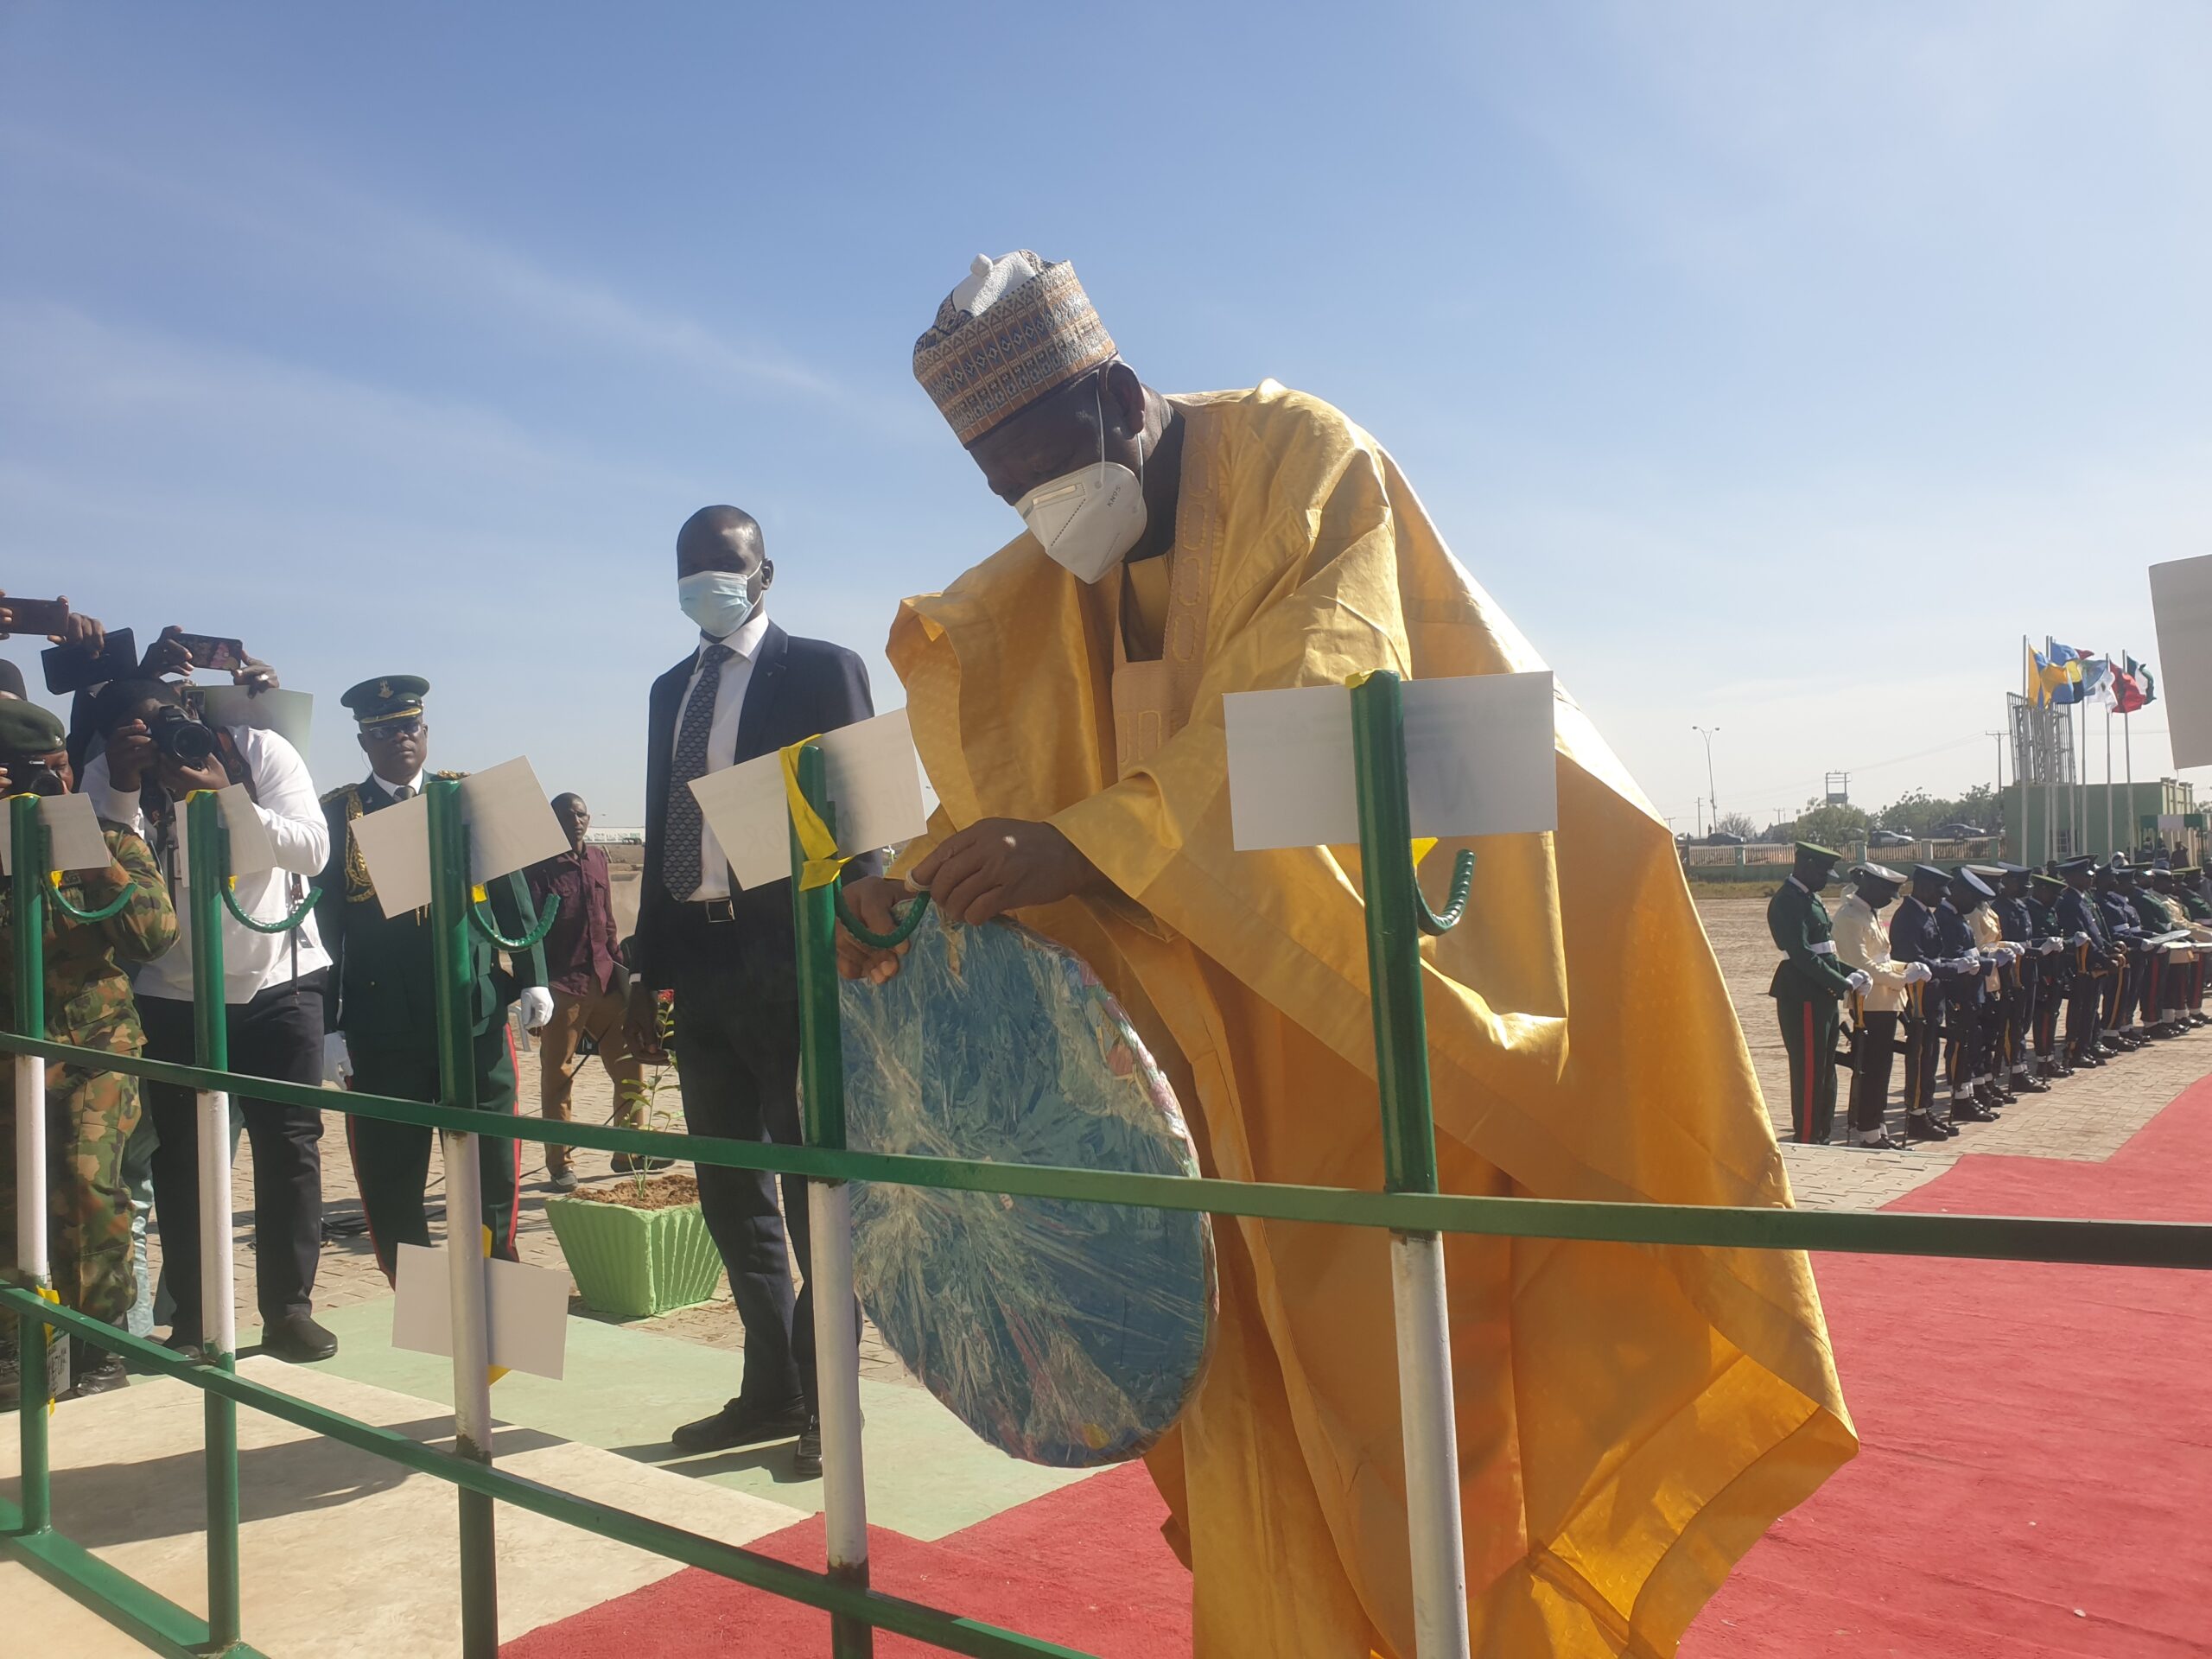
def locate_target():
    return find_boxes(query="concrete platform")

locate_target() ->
[296,1296,1104,1541]
[1,1356,808,1656]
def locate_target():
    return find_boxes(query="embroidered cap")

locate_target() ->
[913,252,1117,444]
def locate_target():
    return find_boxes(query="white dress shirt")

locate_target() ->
[86,725,334,1004]
[672,608,769,901]
[372,769,424,798]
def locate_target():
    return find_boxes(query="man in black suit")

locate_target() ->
[628,505,877,1477]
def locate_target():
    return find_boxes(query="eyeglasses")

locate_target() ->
[365,719,424,738]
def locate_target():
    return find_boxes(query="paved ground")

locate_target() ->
[1700,885,2203,1210]
[162,887,2203,1368]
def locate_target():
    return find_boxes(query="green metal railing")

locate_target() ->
[3,675,2209,1659]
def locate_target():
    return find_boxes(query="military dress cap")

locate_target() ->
[1965,863,2007,880]
[1853,861,1906,886]
[1910,862,1953,886]
[2057,855,2097,875]
[1951,867,1996,899]
[913,251,1118,444]
[1793,840,1843,866]
[340,676,429,728]
[2031,872,2068,893]
[0,700,67,754]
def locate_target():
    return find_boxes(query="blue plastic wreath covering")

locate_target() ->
[838,907,1216,1467]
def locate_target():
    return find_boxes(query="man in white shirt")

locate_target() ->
[629,505,879,1477]
[86,679,338,1363]
[1831,864,1929,1151]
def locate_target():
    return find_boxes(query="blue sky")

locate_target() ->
[3,3,2207,831]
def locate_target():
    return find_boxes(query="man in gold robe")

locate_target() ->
[838,251,1854,1657]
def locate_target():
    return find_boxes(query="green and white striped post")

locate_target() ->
[10,795,54,1535]
[789,741,875,1659]
[426,776,500,1658]
[1348,671,1472,1659]
[182,789,245,1648]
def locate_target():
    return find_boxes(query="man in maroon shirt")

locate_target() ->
[524,793,647,1192]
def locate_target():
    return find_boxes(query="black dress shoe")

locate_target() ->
[793,1417,823,1479]
[69,1345,130,1398]
[2018,1076,2050,1093]
[261,1314,339,1363]
[1952,1100,1997,1123]
[1851,1130,1908,1151]
[613,1153,674,1176]
[671,1399,809,1455]
[1905,1115,1950,1143]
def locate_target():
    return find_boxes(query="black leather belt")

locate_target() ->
[681,897,737,925]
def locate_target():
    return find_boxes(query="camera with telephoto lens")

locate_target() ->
[149,704,219,767]
[10,762,66,797]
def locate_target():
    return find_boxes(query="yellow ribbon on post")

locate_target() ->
[779,737,847,890]
[37,1283,60,1416]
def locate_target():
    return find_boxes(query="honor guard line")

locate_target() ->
[4,669,2211,1659]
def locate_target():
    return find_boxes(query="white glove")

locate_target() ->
[2069,931,2089,947]
[1903,961,1933,985]
[2039,938,2063,956]
[518,986,555,1033]
[1846,969,1872,995]
[321,1031,352,1086]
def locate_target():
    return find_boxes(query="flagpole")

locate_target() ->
[2106,698,2114,856]
[2125,645,2134,854]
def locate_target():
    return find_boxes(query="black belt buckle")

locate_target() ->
[701,898,736,925]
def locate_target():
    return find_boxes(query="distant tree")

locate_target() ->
[1711,810,1760,840]
[1793,801,1872,848]
[1877,785,2003,837]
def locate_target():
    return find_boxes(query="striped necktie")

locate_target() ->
[662,642,734,899]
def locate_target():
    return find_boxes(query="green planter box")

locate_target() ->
[545,1195,723,1319]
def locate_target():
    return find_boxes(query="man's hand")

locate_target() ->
[1846,969,1872,996]
[908,817,1099,927]
[105,720,157,792]
[236,658,279,696]
[159,752,229,798]
[836,874,914,984]
[141,625,196,678]
[1903,961,1933,985]
[322,1032,353,1087]
[518,986,555,1033]
[625,980,666,1061]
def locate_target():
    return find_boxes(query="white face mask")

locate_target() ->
[1014,381,1147,583]
[678,570,757,639]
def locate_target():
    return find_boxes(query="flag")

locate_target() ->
[2115,653,2156,715]
[2080,656,2114,708]
[2041,639,2087,706]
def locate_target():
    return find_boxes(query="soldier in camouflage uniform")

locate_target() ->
[0,701,178,1406]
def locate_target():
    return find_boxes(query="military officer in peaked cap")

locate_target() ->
[315,677,552,1277]
[1887,865,1965,1140]
[1766,842,1865,1144]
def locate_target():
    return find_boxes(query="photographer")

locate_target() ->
[0,702,177,1405]
[85,679,338,1363]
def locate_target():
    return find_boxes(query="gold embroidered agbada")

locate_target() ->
[887,381,1854,1657]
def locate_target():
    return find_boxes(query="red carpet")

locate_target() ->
[1687,1077,2212,1659]
[509,1084,2212,1658]
[500,1461,1188,1657]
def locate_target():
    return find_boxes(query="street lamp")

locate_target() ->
[1692,726,1721,825]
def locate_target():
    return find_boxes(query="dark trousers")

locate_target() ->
[1776,992,1839,1144]
[1942,994,1977,1096]
[2069,966,2107,1059]
[671,953,818,1414]
[140,976,327,1337]
[1902,1004,1942,1119]
[1848,1010,1898,1134]
[2033,967,2067,1058]
[345,1027,521,1280]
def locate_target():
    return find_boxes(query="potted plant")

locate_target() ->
[544,995,724,1319]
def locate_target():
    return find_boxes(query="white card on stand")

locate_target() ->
[350,758,568,918]
[198,686,314,757]
[391,1242,569,1381]
[172,784,277,880]
[0,791,111,877]
[689,708,928,892]
[1223,672,1559,853]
